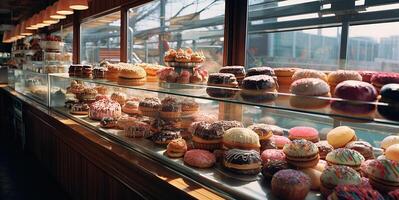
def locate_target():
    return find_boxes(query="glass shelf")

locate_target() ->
[50,73,399,127]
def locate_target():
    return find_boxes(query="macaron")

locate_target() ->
[325,148,365,171]
[271,135,291,149]
[385,144,399,161]
[283,139,319,168]
[345,141,375,160]
[366,158,399,193]
[327,126,357,148]
[288,126,320,143]
[381,135,399,150]
[261,149,286,164]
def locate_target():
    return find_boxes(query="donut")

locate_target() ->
[289,78,331,109]
[70,103,89,115]
[371,73,399,89]
[325,148,365,171]
[122,100,140,115]
[100,117,117,128]
[223,128,260,151]
[192,120,243,151]
[326,126,357,148]
[366,158,399,193]
[328,184,384,200]
[183,149,216,168]
[223,149,261,175]
[261,160,289,181]
[159,96,181,119]
[81,87,98,103]
[378,84,399,121]
[207,73,238,98]
[180,98,199,115]
[219,66,246,84]
[288,126,320,143]
[327,70,362,89]
[315,140,333,160]
[124,121,152,138]
[320,165,361,197]
[89,99,122,120]
[271,169,311,200]
[334,80,377,101]
[358,70,377,83]
[274,67,300,86]
[166,138,187,158]
[291,69,328,82]
[345,141,375,160]
[283,139,319,168]
[240,75,278,102]
[138,97,161,117]
[247,124,283,141]
[152,130,181,145]
[260,149,286,164]
[246,66,275,77]
[271,135,291,149]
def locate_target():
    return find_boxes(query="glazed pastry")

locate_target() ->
[89,99,122,121]
[289,78,331,109]
[288,126,320,143]
[291,69,328,82]
[327,70,362,89]
[223,128,260,151]
[206,73,239,98]
[110,92,127,106]
[70,103,89,115]
[152,129,181,145]
[299,168,322,190]
[159,96,181,119]
[315,140,333,160]
[180,98,199,115]
[219,66,246,84]
[371,72,399,90]
[247,123,283,141]
[274,67,300,87]
[261,160,289,181]
[100,117,117,128]
[365,158,399,193]
[192,121,243,151]
[271,135,291,149]
[138,97,161,118]
[327,126,357,148]
[166,138,187,158]
[240,75,278,103]
[320,165,362,197]
[223,149,262,175]
[124,121,153,138]
[122,100,140,115]
[271,169,311,200]
[345,141,375,160]
[386,144,399,161]
[328,184,384,200]
[116,116,136,130]
[325,148,365,171]
[381,135,399,150]
[260,149,286,164]
[184,149,216,168]
[378,84,399,121]
[283,139,319,168]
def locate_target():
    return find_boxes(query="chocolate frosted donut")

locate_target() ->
[241,75,277,90]
[335,80,377,102]
[261,160,290,181]
[219,66,246,79]
[209,120,243,137]
[152,130,181,145]
[139,97,161,108]
[378,84,399,121]
[193,120,243,140]
[207,73,238,86]
[246,67,275,77]
[223,149,262,175]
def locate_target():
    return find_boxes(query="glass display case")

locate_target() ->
[47,73,398,199]
[10,69,50,106]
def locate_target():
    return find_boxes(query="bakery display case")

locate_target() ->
[10,69,50,106]
[47,72,399,199]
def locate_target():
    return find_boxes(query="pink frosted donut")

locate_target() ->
[89,99,122,120]
[271,135,291,149]
[261,149,286,164]
[184,149,216,168]
[288,126,320,143]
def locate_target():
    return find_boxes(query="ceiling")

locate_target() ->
[0,0,56,28]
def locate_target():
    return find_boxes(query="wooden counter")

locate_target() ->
[0,85,224,200]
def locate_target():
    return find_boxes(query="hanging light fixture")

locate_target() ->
[44,7,59,24]
[21,20,33,36]
[69,0,88,10]
[50,2,66,19]
[37,10,48,28]
[57,0,74,15]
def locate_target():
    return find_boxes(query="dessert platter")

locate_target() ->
[45,73,399,199]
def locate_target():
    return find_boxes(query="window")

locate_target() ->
[80,11,121,64]
[127,0,225,72]
[347,22,399,72]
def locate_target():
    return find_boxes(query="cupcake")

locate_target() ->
[271,169,311,200]
[261,160,289,181]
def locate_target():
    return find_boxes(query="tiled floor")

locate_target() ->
[0,139,69,200]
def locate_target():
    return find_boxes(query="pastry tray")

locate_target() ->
[53,106,322,200]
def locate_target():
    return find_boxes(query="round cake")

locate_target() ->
[89,99,122,120]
